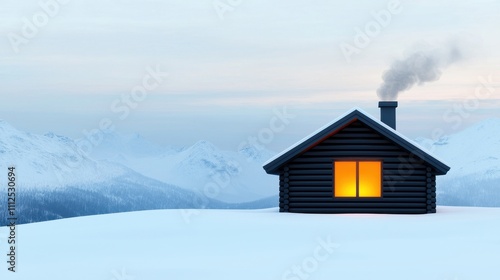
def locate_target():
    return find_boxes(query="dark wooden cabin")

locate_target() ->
[263,102,450,214]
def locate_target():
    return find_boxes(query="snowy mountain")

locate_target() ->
[89,133,278,203]
[415,118,500,206]
[0,120,125,189]
[0,120,276,225]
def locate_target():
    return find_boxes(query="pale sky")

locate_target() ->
[1,0,499,151]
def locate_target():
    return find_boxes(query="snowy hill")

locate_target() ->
[0,207,499,280]
[415,118,500,206]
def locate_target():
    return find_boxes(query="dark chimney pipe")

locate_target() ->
[378,101,397,130]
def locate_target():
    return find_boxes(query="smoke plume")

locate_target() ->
[377,43,465,100]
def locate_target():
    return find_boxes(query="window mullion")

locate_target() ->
[356,161,359,197]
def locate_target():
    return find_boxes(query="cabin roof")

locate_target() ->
[263,107,450,175]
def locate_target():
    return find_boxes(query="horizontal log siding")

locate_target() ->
[278,169,290,212]
[282,120,436,214]
[426,169,437,213]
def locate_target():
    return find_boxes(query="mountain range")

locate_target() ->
[0,117,499,224]
[0,120,277,225]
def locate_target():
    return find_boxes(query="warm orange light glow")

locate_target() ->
[334,161,382,198]
[334,161,357,197]
[358,161,382,197]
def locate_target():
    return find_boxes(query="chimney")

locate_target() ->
[378,101,397,129]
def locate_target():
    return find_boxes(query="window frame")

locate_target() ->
[332,159,384,199]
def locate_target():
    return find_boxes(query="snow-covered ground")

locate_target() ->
[1,207,499,280]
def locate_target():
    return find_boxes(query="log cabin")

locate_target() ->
[263,102,450,214]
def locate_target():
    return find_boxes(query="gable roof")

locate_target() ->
[263,107,450,175]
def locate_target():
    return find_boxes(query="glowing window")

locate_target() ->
[334,161,382,198]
